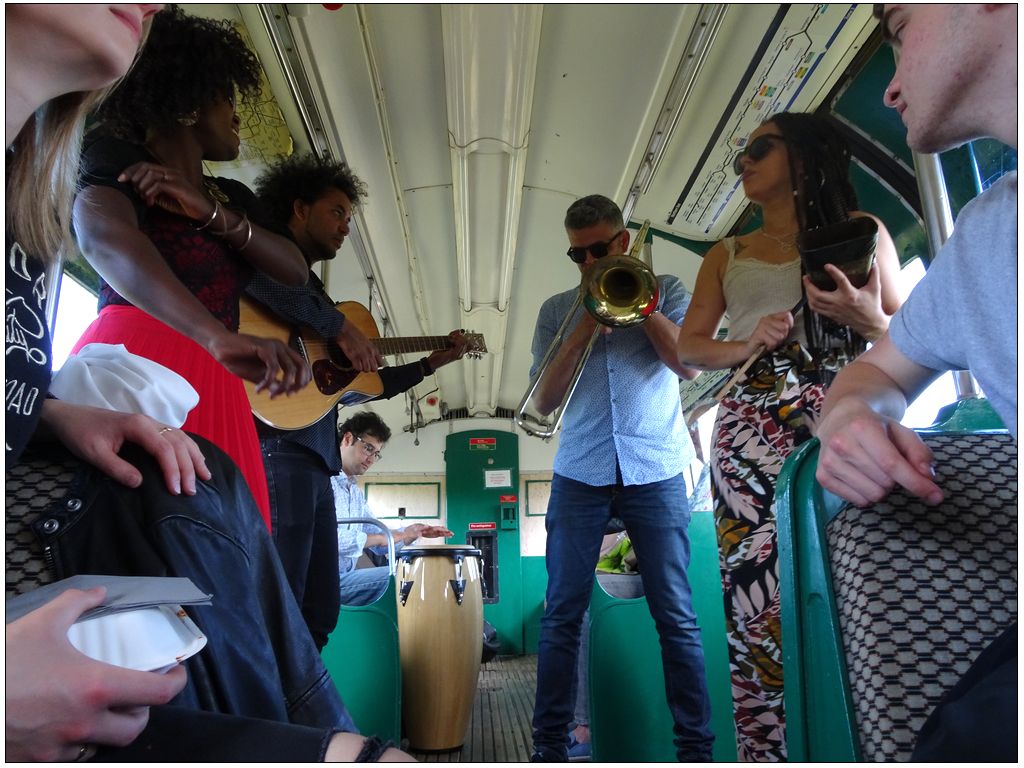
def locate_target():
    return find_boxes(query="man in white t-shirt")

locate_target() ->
[815,5,1017,761]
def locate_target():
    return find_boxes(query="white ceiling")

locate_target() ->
[197,3,878,431]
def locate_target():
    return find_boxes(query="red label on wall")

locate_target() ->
[469,522,497,530]
[469,437,497,450]
[499,495,517,503]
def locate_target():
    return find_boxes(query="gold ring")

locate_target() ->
[158,427,174,435]
[76,744,89,761]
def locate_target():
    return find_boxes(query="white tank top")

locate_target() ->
[721,236,808,347]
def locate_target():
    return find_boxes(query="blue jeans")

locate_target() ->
[532,473,714,761]
[339,565,391,607]
[262,438,340,651]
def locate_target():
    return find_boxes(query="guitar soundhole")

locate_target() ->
[312,360,358,395]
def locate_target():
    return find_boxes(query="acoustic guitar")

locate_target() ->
[239,296,487,430]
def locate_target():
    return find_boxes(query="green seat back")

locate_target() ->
[588,510,737,762]
[321,576,402,742]
[777,397,1012,761]
[776,439,858,761]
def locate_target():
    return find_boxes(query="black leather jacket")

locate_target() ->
[25,437,356,733]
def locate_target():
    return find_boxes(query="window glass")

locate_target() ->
[51,275,98,371]
[895,258,962,428]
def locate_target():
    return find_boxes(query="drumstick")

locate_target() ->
[714,346,763,402]
[713,298,806,403]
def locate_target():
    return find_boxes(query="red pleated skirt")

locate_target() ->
[71,305,271,529]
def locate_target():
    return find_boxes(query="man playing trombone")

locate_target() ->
[528,194,714,762]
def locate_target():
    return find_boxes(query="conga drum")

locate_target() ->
[396,545,484,751]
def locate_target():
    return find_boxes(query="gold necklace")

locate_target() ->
[759,228,797,253]
[203,178,230,204]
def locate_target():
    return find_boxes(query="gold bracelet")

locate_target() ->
[221,212,249,237]
[194,200,221,231]
[236,217,254,252]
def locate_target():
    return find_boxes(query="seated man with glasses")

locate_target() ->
[529,194,714,762]
[332,412,452,607]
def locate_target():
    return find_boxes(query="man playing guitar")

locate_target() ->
[246,154,470,650]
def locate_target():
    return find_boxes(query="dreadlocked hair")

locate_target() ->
[767,111,865,382]
[255,153,368,231]
[93,5,261,143]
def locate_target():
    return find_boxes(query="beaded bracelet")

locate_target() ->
[354,735,393,762]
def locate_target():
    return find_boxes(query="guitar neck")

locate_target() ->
[373,336,453,356]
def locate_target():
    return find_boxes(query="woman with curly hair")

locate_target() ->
[71,5,311,527]
[677,112,903,761]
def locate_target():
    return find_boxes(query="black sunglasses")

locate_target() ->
[566,229,625,264]
[732,133,786,176]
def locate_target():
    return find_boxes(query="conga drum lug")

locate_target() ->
[449,578,466,605]
[398,578,414,606]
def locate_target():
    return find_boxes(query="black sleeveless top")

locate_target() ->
[79,134,262,331]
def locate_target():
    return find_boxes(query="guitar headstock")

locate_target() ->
[463,332,487,359]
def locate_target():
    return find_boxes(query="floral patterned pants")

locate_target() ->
[711,344,826,762]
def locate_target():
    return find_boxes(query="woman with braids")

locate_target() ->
[676,112,902,761]
[70,5,310,528]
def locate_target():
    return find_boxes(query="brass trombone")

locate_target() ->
[515,220,658,438]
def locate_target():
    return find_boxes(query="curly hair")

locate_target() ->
[563,194,624,231]
[338,411,392,445]
[766,111,859,232]
[255,153,368,230]
[94,5,261,142]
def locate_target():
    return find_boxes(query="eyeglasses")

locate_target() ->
[566,230,625,264]
[732,133,786,176]
[354,435,383,462]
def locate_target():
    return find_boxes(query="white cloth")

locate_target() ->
[48,343,199,427]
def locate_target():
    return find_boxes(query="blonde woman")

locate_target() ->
[5,5,411,762]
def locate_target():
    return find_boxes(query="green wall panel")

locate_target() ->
[833,45,911,167]
[445,429,524,654]
[521,556,548,654]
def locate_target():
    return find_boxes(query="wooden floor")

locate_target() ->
[409,655,538,763]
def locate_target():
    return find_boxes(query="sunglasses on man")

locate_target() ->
[732,133,786,176]
[566,229,625,264]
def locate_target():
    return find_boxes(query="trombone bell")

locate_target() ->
[583,255,660,327]
[515,247,660,439]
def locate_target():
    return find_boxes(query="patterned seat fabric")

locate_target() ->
[5,448,80,597]
[825,432,1017,761]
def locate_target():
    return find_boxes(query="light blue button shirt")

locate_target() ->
[331,473,381,575]
[530,273,695,487]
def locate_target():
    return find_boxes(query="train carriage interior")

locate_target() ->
[41,2,1016,763]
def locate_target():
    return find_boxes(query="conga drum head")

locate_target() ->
[797,216,878,291]
[398,544,482,560]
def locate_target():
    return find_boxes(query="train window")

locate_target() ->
[50,274,97,372]
[940,138,1017,219]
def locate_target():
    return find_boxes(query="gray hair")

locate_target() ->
[564,194,624,231]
